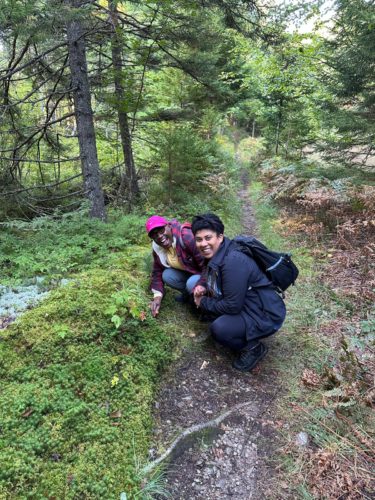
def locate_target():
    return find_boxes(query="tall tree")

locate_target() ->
[323,0,375,162]
[65,0,106,220]
[108,0,139,207]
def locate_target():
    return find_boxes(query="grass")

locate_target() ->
[248,178,374,498]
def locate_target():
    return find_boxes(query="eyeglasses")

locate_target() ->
[149,226,166,240]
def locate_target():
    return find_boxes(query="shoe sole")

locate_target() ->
[232,343,269,372]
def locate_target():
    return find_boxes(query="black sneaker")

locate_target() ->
[232,341,268,372]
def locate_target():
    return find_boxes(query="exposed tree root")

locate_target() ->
[142,401,252,475]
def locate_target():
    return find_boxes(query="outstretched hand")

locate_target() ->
[150,296,162,317]
[193,285,207,307]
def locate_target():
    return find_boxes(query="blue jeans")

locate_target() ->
[162,268,201,294]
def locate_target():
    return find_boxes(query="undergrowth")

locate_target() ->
[0,209,147,284]
[0,212,180,499]
[249,176,374,499]
[260,157,375,185]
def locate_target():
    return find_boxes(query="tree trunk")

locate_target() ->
[285,128,291,159]
[109,0,139,209]
[65,0,106,220]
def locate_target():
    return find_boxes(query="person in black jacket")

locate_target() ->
[192,213,286,372]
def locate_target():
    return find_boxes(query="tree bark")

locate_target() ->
[109,0,139,209]
[65,0,106,220]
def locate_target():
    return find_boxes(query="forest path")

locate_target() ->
[150,175,282,499]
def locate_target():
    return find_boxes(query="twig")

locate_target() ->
[0,173,82,196]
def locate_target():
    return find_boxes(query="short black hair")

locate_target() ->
[191,213,224,235]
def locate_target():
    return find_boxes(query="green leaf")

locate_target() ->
[111,314,122,329]
[105,304,118,316]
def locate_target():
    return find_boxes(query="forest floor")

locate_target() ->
[2,163,372,498]
[149,181,285,499]
[148,167,375,500]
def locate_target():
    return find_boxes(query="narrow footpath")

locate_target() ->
[149,180,285,499]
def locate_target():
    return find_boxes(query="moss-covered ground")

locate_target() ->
[0,212,183,499]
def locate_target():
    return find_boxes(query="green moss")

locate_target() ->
[0,216,176,498]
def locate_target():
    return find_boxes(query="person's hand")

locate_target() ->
[193,285,206,298]
[150,296,162,317]
[193,285,206,307]
[194,294,203,307]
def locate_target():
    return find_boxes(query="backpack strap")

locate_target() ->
[179,222,192,250]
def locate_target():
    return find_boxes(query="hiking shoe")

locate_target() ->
[232,341,268,372]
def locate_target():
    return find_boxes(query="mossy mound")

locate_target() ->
[0,249,174,499]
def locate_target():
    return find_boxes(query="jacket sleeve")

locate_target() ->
[181,227,205,270]
[200,252,260,315]
[150,251,165,296]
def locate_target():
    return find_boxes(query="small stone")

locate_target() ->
[295,431,309,447]
[217,479,226,489]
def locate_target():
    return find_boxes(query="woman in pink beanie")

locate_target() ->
[145,215,205,317]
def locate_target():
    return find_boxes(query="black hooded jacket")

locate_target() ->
[199,237,286,340]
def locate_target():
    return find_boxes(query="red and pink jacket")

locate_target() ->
[150,219,205,296]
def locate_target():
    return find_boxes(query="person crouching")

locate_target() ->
[192,213,286,372]
[146,215,205,317]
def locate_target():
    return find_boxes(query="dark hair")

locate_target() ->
[191,213,224,235]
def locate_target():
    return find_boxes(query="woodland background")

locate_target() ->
[0,0,374,498]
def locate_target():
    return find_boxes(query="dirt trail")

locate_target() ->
[150,180,283,499]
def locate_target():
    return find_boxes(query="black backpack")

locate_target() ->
[230,235,299,293]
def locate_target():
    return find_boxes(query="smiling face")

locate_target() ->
[195,229,224,260]
[149,224,173,248]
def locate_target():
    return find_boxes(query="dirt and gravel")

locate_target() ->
[149,184,285,499]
